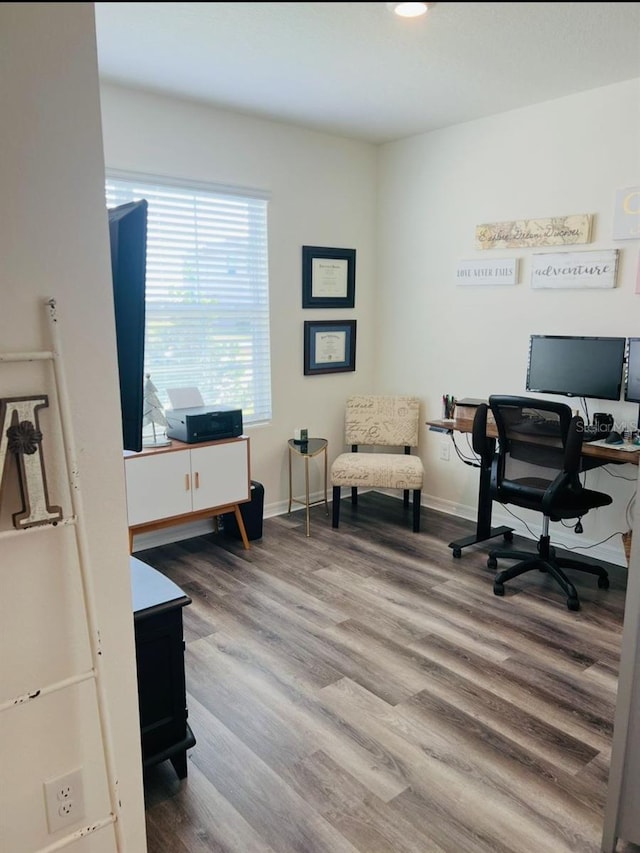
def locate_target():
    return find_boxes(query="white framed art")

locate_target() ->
[531,250,618,289]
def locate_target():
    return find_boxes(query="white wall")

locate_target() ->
[377,79,640,566]
[0,6,146,851]
[99,84,378,530]
[101,82,639,564]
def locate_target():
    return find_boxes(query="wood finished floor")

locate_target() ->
[136,493,637,853]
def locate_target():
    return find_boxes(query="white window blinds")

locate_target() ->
[106,173,272,424]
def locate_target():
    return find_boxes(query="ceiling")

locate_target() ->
[94,2,640,145]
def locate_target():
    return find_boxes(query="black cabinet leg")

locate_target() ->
[171,751,188,780]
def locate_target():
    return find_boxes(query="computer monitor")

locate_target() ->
[526,335,626,401]
[625,337,640,429]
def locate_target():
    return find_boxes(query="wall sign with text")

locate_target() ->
[476,214,592,250]
[613,186,640,240]
[456,258,518,286]
[531,250,619,290]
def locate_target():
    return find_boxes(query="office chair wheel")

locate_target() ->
[567,597,580,611]
[493,581,504,596]
[452,547,462,559]
[487,556,497,570]
[503,531,514,542]
[598,576,610,590]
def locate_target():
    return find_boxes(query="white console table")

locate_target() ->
[124,436,251,551]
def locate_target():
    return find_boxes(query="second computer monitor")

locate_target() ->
[526,335,626,401]
[625,337,640,404]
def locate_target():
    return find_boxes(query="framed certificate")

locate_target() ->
[302,246,356,308]
[304,320,357,375]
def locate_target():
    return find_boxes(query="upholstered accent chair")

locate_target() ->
[331,395,424,532]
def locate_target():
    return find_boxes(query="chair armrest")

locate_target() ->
[564,416,584,474]
[541,470,579,515]
[472,404,491,462]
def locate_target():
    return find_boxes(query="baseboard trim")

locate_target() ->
[131,487,628,568]
[422,492,628,569]
[131,494,323,551]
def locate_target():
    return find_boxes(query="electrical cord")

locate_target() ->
[499,503,628,553]
[554,530,628,552]
[598,466,635,528]
[451,433,481,467]
[602,466,637,482]
[500,505,539,540]
[465,433,479,459]
[626,490,635,531]
[581,396,590,425]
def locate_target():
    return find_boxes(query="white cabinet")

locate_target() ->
[126,449,192,525]
[190,443,249,512]
[124,437,250,547]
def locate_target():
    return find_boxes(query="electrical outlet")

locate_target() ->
[439,440,451,461]
[44,768,85,833]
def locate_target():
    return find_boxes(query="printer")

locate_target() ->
[165,406,243,444]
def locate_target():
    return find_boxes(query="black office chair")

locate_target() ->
[480,395,612,611]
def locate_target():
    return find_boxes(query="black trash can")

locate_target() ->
[223,481,264,541]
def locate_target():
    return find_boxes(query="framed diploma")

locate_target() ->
[304,320,357,375]
[302,245,356,308]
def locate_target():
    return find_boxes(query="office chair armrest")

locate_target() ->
[472,404,492,462]
[541,470,580,514]
[564,415,584,474]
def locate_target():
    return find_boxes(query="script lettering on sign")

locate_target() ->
[0,396,63,528]
[531,250,618,289]
[476,215,592,250]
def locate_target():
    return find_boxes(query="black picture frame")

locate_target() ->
[304,320,357,376]
[302,245,356,308]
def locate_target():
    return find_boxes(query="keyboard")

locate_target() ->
[513,419,600,441]
[513,418,561,437]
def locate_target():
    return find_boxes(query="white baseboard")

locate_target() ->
[132,487,628,569]
[131,519,217,551]
[422,492,628,568]
[131,494,321,551]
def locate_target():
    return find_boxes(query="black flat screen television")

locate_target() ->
[107,199,148,452]
[526,335,626,401]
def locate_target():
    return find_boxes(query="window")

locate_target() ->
[105,172,272,424]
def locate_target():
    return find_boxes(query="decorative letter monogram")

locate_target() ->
[0,396,62,528]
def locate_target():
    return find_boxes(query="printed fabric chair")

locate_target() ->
[331,395,424,532]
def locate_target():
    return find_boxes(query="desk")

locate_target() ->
[287,438,329,537]
[427,415,640,558]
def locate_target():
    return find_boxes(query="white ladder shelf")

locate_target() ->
[0,299,126,852]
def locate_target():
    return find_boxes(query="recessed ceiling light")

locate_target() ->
[387,2,431,18]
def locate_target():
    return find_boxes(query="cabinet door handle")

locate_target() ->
[195,471,200,489]
[185,474,190,491]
